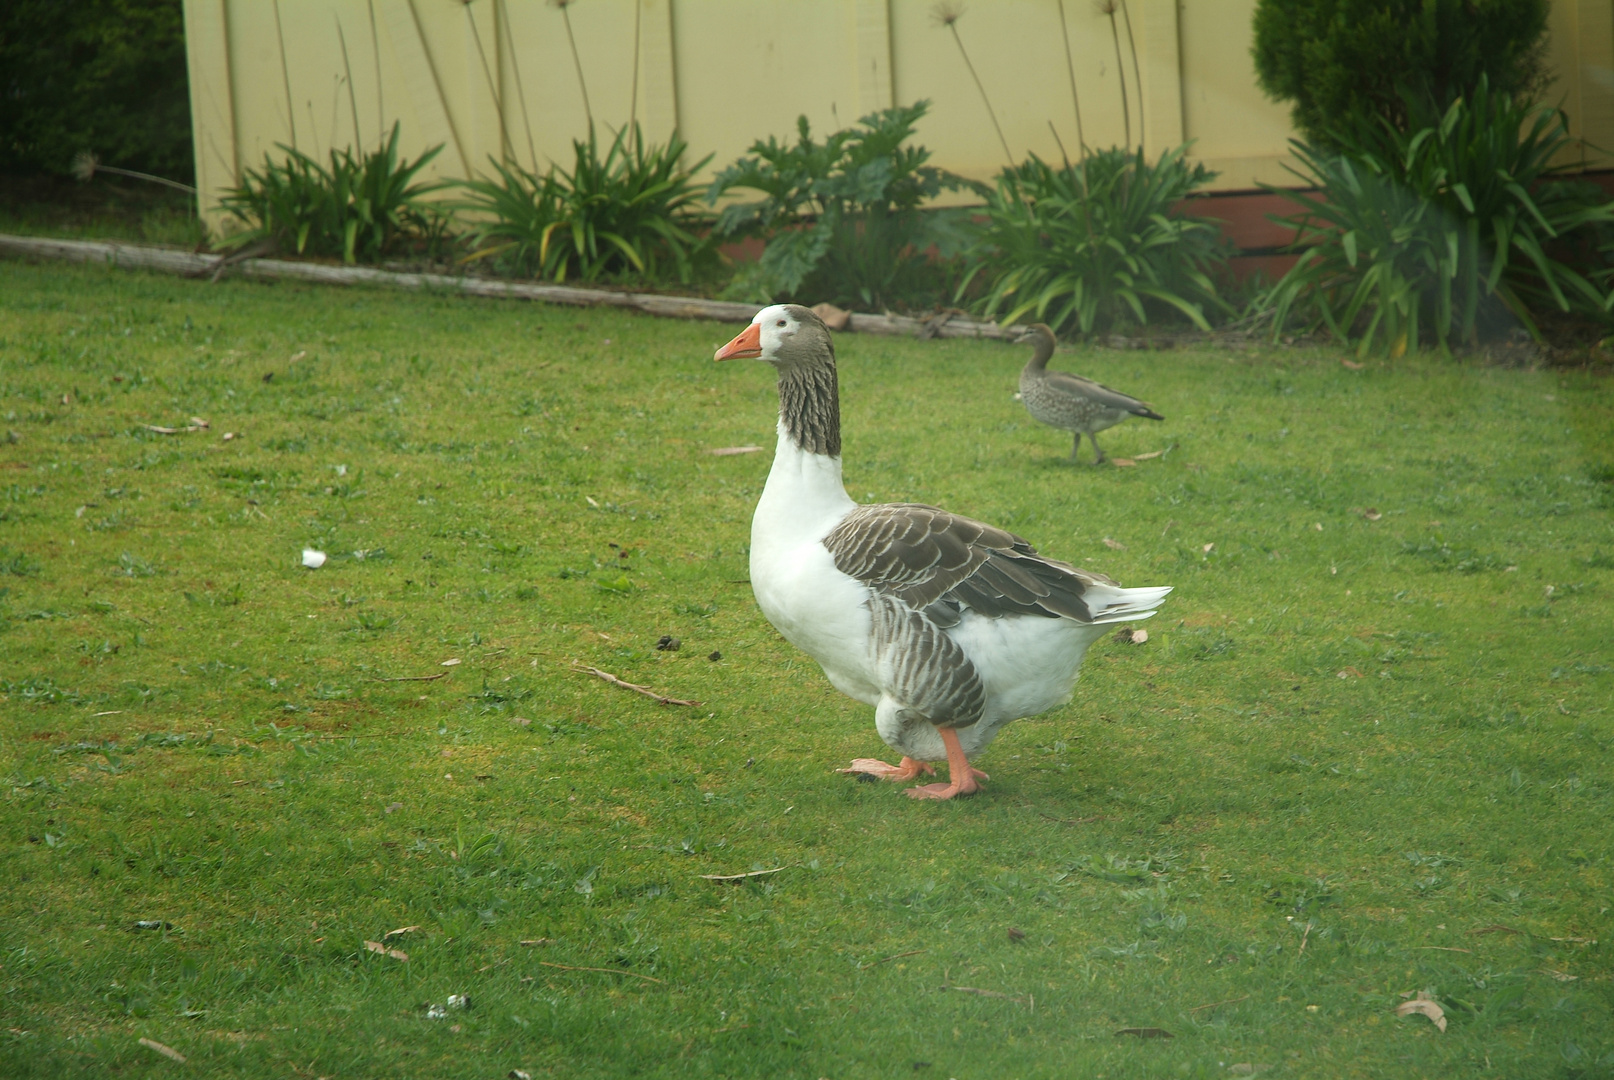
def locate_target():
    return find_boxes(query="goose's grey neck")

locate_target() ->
[776,360,841,457]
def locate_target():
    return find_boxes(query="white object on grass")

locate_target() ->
[301,549,327,569]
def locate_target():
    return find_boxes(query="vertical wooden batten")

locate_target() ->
[1138,0,1185,155]
[855,0,894,115]
[182,0,238,233]
[640,0,681,142]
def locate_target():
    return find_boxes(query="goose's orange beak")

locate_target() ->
[715,323,762,361]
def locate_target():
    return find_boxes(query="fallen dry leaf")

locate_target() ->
[1007,927,1026,941]
[518,938,554,947]
[1114,1027,1173,1039]
[1540,969,1578,982]
[810,302,852,331]
[364,940,409,961]
[1102,537,1126,550]
[1134,448,1167,461]
[290,350,307,362]
[1341,358,1365,370]
[1337,667,1364,679]
[1115,627,1148,645]
[1363,507,1383,521]
[383,925,420,941]
[440,658,461,667]
[585,495,600,508]
[707,446,763,456]
[138,1037,187,1062]
[1110,458,1137,467]
[1202,542,1215,553]
[1394,996,1446,1032]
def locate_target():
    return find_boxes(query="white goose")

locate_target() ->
[715,305,1171,799]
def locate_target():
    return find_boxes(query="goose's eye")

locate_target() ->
[776,320,787,327]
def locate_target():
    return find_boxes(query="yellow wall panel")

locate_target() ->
[184,0,1614,233]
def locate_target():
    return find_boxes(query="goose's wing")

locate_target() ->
[1042,371,1165,420]
[822,503,1122,622]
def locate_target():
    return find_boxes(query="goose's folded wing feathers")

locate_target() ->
[823,503,1120,622]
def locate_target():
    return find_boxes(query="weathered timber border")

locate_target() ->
[0,235,1017,341]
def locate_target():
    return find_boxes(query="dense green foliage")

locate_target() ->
[217,124,445,264]
[0,0,192,182]
[1252,0,1549,147]
[708,102,974,310]
[1263,82,1614,355]
[459,125,711,284]
[962,146,1229,337]
[1,261,1611,1077]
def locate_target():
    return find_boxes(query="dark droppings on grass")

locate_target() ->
[0,261,1610,1078]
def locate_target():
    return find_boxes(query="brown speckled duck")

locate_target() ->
[1018,323,1164,463]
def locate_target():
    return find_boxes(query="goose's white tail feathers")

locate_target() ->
[1084,584,1173,625]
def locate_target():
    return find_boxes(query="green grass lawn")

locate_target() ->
[1,260,1610,1078]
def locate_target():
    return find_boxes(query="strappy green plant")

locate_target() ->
[458,124,710,284]
[217,122,444,264]
[1262,79,1614,355]
[959,144,1229,336]
[707,101,976,310]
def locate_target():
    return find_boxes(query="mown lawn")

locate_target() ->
[1,259,1611,1079]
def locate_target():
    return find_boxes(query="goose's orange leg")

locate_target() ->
[839,756,934,782]
[905,727,987,800]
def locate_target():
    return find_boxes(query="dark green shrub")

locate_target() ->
[959,145,1229,336]
[459,125,710,284]
[1261,81,1614,355]
[707,101,975,310]
[1252,0,1549,148]
[0,0,192,181]
[217,124,444,264]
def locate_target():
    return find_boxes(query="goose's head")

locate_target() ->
[715,304,834,369]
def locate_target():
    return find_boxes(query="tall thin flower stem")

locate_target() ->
[336,17,363,150]
[1056,0,1086,159]
[934,6,1013,168]
[367,0,386,144]
[496,0,539,171]
[629,0,642,133]
[465,1,514,162]
[272,0,298,150]
[553,0,593,130]
[1118,0,1144,151]
[1100,2,1130,150]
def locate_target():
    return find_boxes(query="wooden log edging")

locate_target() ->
[0,234,1017,342]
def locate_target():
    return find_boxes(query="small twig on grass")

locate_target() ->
[940,984,1030,1006]
[1187,994,1250,1013]
[1299,921,1313,953]
[374,672,447,682]
[700,866,786,882]
[571,664,700,706]
[144,418,210,435]
[1415,946,1474,954]
[860,948,925,969]
[537,961,662,984]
